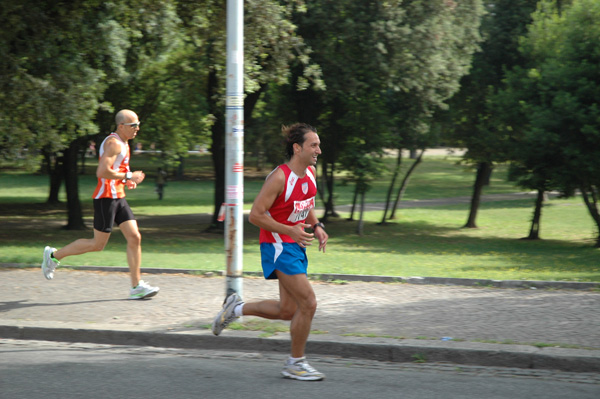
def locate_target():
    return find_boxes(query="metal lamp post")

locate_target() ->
[224,0,244,298]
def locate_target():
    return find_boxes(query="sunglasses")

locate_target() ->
[122,122,141,128]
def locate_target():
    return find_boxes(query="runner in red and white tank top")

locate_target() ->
[211,123,328,381]
[92,133,130,199]
[259,164,317,244]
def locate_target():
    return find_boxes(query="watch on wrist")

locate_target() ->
[313,222,325,232]
[125,171,133,180]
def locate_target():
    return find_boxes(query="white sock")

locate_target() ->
[234,303,244,317]
[287,356,305,365]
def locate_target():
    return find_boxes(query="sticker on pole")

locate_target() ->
[217,203,226,222]
[226,96,244,107]
[233,125,244,137]
[227,185,242,200]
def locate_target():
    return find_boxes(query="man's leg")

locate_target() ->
[275,272,317,358]
[241,291,296,320]
[118,220,142,287]
[54,229,111,261]
[243,271,316,357]
[210,270,324,379]
[273,272,324,381]
[212,284,293,335]
[42,229,110,280]
[120,220,159,299]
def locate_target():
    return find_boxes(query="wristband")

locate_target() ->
[313,222,325,231]
[122,171,133,183]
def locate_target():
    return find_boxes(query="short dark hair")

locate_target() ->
[283,123,317,160]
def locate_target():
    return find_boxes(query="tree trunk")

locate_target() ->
[317,161,328,212]
[348,184,359,221]
[524,188,544,240]
[389,149,424,220]
[79,145,86,175]
[322,161,338,220]
[209,115,225,230]
[357,189,366,236]
[206,79,264,230]
[62,138,86,230]
[208,67,225,231]
[463,161,492,228]
[177,155,184,178]
[245,88,264,171]
[45,150,62,205]
[379,148,402,224]
[580,184,600,248]
[319,102,343,221]
[244,86,264,126]
[483,164,493,186]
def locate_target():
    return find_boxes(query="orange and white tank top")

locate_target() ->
[92,133,130,199]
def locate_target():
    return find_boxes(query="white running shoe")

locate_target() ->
[281,357,325,381]
[129,280,160,300]
[211,293,243,336]
[41,246,59,280]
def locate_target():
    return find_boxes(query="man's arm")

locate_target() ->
[305,209,328,252]
[248,168,315,248]
[305,166,328,252]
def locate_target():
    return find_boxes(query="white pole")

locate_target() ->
[224,0,244,298]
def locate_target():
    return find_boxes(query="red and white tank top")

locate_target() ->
[259,164,318,244]
[92,133,130,199]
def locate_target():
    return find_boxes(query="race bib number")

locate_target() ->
[287,197,315,223]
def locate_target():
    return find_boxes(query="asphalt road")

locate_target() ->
[1,339,598,399]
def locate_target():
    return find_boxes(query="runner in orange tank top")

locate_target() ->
[41,109,160,300]
[92,132,130,199]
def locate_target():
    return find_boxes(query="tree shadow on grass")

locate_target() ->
[0,201,70,216]
[389,198,582,212]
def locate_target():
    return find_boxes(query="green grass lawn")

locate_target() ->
[1,153,599,282]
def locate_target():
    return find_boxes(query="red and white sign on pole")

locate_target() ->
[233,162,243,172]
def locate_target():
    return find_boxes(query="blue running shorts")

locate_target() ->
[260,242,308,280]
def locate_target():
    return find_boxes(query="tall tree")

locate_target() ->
[1,0,316,230]
[0,0,134,228]
[284,0,484,222]
[502,0,600,246]
[446,0,538,228]
[188,0,323,229]
[494,61,558,240]
[108,0,210,175]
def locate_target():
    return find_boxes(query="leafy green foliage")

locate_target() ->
[500,0,600,245]
[0,0,129,158]
[261,0,485,220]
[446,0,538,163]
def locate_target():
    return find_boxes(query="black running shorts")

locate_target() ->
[93,198,135,233]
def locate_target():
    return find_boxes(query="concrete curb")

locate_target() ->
[3,265,599,373]
[1,325,598,373]
[3,263,599,290]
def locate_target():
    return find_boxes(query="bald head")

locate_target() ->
[115,109,138,125]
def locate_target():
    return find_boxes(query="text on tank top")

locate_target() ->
[259,164,317,244]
